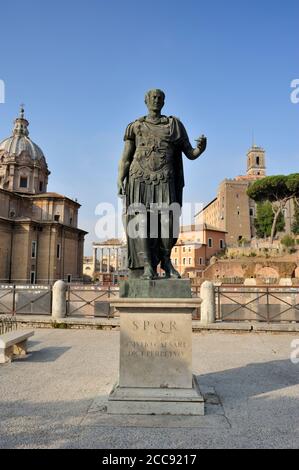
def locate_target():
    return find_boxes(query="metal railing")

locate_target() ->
[0,285,52,315]
[0,315,17,334]
[66,285,119,317]
[215,285,299,322]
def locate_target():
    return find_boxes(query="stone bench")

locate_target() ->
[0,330,34,363]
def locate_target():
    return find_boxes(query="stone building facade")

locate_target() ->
[196,145,296,246]
[0,108,87,283]
[171,224,227,279]
[88,226,226,282]
[196,145,262,245]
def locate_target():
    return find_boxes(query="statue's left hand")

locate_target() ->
[117,179,126,197]
[196,135,207,152]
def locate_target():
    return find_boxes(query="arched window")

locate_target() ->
[256,156,260,165]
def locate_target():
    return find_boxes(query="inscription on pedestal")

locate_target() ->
[119,313,192,389]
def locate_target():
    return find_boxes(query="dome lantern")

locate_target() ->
[13,104,30,137]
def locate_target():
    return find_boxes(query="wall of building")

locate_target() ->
[171,227,226,278]
[199,199,220,228]
[62,229,81,281]
[0,219,12,281]
[203,259,297,281]
[30,198,79,226]
[221,180,252,245]
[10,223,31,282]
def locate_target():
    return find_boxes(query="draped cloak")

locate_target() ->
[123,115,192,269]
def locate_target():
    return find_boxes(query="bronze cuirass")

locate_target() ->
[129,120,175,185]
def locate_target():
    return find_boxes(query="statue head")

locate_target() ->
[145,89,165,113]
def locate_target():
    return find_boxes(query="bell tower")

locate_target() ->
[247,145,266,178]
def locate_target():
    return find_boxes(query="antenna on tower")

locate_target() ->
[252,129,255,147]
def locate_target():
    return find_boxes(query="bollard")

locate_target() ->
[52,280,67,319]
[200,281,216,324]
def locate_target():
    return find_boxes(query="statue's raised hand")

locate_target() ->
[196,135,207,152]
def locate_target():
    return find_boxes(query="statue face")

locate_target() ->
[146,90,165,113]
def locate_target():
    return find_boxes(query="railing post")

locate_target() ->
[12,285,16,316]
[67,285,70,316]
[52,280,67,319]
[266,287,270,323]
[217,286,221,320]
[200,281,216,324]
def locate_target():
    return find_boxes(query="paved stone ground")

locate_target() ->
[0,329,298,449]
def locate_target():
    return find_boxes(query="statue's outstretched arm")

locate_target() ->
[182,134,207,160]
[117,140,135,196]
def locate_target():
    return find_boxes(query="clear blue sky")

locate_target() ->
[0,0,298,254]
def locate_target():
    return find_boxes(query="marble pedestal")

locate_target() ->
[107,298,204,416]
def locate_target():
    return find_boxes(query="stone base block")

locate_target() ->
[107,375,204,416]
[119,279,192,299]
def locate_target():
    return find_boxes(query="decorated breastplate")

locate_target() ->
[129,121,174,185]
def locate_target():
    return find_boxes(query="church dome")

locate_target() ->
[0,134,45,161]
[0,106,50,194]
[0,107,46,162]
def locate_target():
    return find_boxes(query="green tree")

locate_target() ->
[292,203,299,235]
[281,234,295,253]
[254,201,285,238]
[247,174,299,243]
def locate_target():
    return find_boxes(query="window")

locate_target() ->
[31,241,37,259]
[54,214,60,222]
[67,274,72,283]
[220,239,225,249]
[199,257,203,265]
[189,258,192,265]
[250,208,254,217]
[174,247,177,253]
[256,156,260,165]
[174,259,178,265]
[39,181,43,192]
[183,247,186,253]
[208,238,213,248]
[189,247,191,252]
[56,243,61,259]
[30,271,36,284]
[20,177,28,188]
[183,258,186,265]
[69,217,73,225]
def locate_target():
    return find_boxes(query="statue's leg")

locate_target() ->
[159,209,181,279]
[126,212,144,277]
[138,210,157,280]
